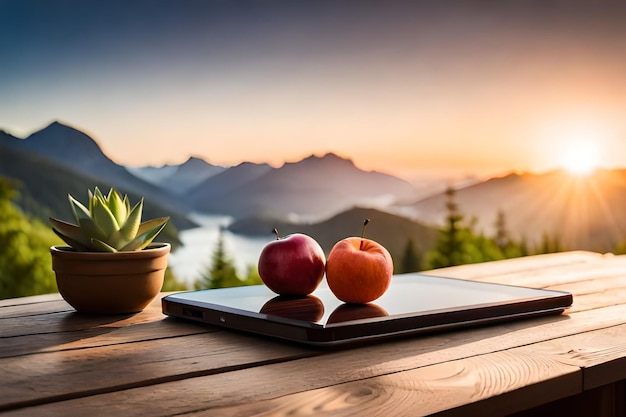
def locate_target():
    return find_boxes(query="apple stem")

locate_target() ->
[360,219,370,250]
[273,228,280,240]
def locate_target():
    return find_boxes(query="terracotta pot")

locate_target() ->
[50,243,171,314]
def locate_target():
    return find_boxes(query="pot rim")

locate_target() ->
[50,242,171,259]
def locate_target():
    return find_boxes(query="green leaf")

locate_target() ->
[137,216,169,236]
[49,217,91,248]
[120,217,169,251]
[91,197,119,237]
[105,230,127,250]
[118,199,143,241]
[90,238,118,253]
[108,188,127,225]
[88,189,95,212]
[92,187,106,213]
[94,187,106,201]
[51,227,91,251]
[69,194,92,225]
[123,194,131,214]
[77,217,107,243]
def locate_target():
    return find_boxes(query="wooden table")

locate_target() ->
[2,251,626,416]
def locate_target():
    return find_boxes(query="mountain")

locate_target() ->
[0,141,195,246]
[400,169,626,252]
[189,153,417,221]
[0,122,197,231]
[126,164,179,185]
[127,156,227,195]
[228,207,438,268]
[0,129,21,145]
[187,161,274,209]
[4,121,188,212]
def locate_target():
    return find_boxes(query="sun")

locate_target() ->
[560,140,600,176]
[538,114,614,177]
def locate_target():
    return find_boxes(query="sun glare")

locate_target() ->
[540,116,610,177]
[561,140,600,176]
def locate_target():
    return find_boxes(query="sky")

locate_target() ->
[2,0,626,184]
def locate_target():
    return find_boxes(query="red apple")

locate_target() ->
[258,229,326,296]
[326,220,393,304]
[260,295,325,322]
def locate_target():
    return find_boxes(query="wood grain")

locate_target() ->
[424,250,605,282]
[4,251,626,417]
[199,349,581,417]
[4,301,626,416]
[0,293,63,308]
[0,329,317,411]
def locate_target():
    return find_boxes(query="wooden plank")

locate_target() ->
[543,274,626,313]
[0,329,318,412]
[200,350,581,417]
[424,251,606,281]
[0,294,222,357]
[1,251,624,416]
[5,302,626,416]
[0,294,171,337]
[0,300,74,319]
[0,291,178,320]
[529,323,626,391]
[429,253,626,290]
[113,312,626,417]
[508,383,625,417]
[0,293,63,308]
[0,336,583,417]
[0,317,216,358]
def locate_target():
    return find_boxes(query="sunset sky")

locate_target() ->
[2,1,626,184]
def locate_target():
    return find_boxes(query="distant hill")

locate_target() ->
[127,156,227,195]
[228,206,438,269]
[0,142,195,243]
[2,121,188,213]
[399,170,626,252]
[190,153,417,221]
[188,161,273,212]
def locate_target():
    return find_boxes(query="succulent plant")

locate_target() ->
[50,187,169,252]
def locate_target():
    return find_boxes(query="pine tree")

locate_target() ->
[494,210,509,251]
[400,237,421,273]
[425,187,466,268]
[424,187,515,269]
[194,227,242,289]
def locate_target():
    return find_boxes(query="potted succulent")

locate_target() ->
[49,187,170,314]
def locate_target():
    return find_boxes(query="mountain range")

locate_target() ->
[0,121,417,222]
[0,122,429,258]
[2,120,626,255]
[399,169,626,252]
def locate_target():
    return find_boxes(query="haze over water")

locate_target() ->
[167,214,270,287]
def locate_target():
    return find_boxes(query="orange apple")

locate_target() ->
[327,303,388,324]
[325,231,393,304]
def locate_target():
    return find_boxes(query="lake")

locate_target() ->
[167,213,271,288]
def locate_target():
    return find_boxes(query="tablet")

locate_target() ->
[161,273,572,347]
